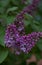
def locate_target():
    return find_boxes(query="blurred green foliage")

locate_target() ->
[0,0,42,65]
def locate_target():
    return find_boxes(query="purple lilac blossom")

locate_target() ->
[4,0,40,54]
[22,0,39,15]
[14,0,39,34]
[5,24,20,47]
[4,24,42,54]
[15,32,42,54]
[15,0,39,21]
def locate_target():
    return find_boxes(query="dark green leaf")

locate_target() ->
[38,0,42,12]
[37,39,42,51]
[0,47,8,64]
[24,13,33,21]
[7,7,18,13]
[0,26,5,47]
[36,53,42,60]
[6,16,15,24]
[0,0,9,7]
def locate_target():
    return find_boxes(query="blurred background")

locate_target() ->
[0,0,42,65]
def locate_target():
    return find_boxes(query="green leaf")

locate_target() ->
[24,52,32,59]
[0,25,5,47]
[0,15,15,25]
[31,22,42,32]
[37,39,42,51]
[38,0,42,12]
[24,20,30,26]
[0,0,9,7]
[0,7,5,14]
[36,53,42,60]
[12,0,20,5]
[24,14,33,34]
[7,7,18,13]
[6,16,15,25]
[0,47,8,64]
[31,24,39,31]
[35,15,41,22]
[33,20,40,25]
[25,24,33,34]
[24,13,33,21]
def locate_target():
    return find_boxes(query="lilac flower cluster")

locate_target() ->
[22,0,39,15]
[4,0,40,54]
[14,0,39,22]
[4,23,42,54]
[5,24,20,47]
[14,20,25,36]
[17,32,42,54]
[14,0,39,35]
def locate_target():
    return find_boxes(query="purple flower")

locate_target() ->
[22,0,39,15]
[4,0,40,54]
[14,0,39,36]
[18,32,42,53]
[5,24,20,48]
[5,27,42,54]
